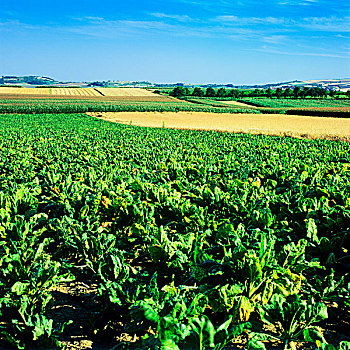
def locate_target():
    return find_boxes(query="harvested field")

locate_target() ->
[0,87,51,95]
[50,88,101,97]
[0,92,175,102]
[88,111,350,140]
[0,87,102,97]
[95,87,159,97]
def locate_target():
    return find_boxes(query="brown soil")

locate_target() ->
[87,111,350,141]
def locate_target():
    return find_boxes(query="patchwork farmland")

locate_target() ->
[0,86,349,350]
[0,87,157,97]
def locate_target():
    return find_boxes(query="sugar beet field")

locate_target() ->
[0,108,350,349]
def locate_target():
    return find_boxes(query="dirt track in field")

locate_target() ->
[216,100,258,108]
[87,111,350,140]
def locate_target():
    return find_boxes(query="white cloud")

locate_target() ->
[278,0,319,5]
[302,16,350,32]
[215,16,288,25]
[214,15,350,32]
[149,13,195,22]
[263,35,288,44]
[74,16,105,22]
[2,13,348,57]
[337,34,350,38]
[248,46,349,58]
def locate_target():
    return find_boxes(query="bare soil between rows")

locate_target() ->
[87,111,350,141]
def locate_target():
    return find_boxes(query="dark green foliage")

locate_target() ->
[0,113,349,348]
[240,98,350,108]
[0,99,260,114]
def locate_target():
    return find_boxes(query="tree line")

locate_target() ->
[169,86,348,99]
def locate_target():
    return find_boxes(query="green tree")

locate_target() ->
[253,89,262,97]
[301,87,310,99]
[216,88,227,98]
[309,88,317,98]
[192,87,204,97]
[170,87,188,98]
[228,89,239,98]
[318,87,327,98]
[205,87,216,97]
[283,88,292,99]
[275,88,283,99]
[293,86,301,99]
[266,88,273,98]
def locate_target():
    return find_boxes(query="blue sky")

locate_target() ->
[0,0,349,84]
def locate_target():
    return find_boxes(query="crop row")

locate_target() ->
[2,98,350,118]
[0,102,260,114]
[0,113,349,349]
[182,97,240,108]
[240,98,350,108]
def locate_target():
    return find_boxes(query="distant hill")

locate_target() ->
[1,75,349,91]
[194,79,350,91]
[0,76,59,86]
[268,79,350,92]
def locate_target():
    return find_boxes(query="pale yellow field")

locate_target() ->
[50,88,101,96]
[95,88,158,97]
[0,87,51,95]
[0,87,158,97]
[87,111,350,140]
[0,87,101,96]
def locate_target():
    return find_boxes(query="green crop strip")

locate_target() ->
[240,98,350,108]
[0,100,260,114]
[0,113,349,349]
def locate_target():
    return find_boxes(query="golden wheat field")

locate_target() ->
[88,111,350,140]
[0,87,103,96]
[0,87,52,95]
[94,87,158,97]
[0,87,158,98]
[50,88,102,96]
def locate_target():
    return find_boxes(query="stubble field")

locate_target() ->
[88,111,350,141]
[94,87,161,97]
[0,87,161,98]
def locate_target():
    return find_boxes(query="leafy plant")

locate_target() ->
[248,294,328,350]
